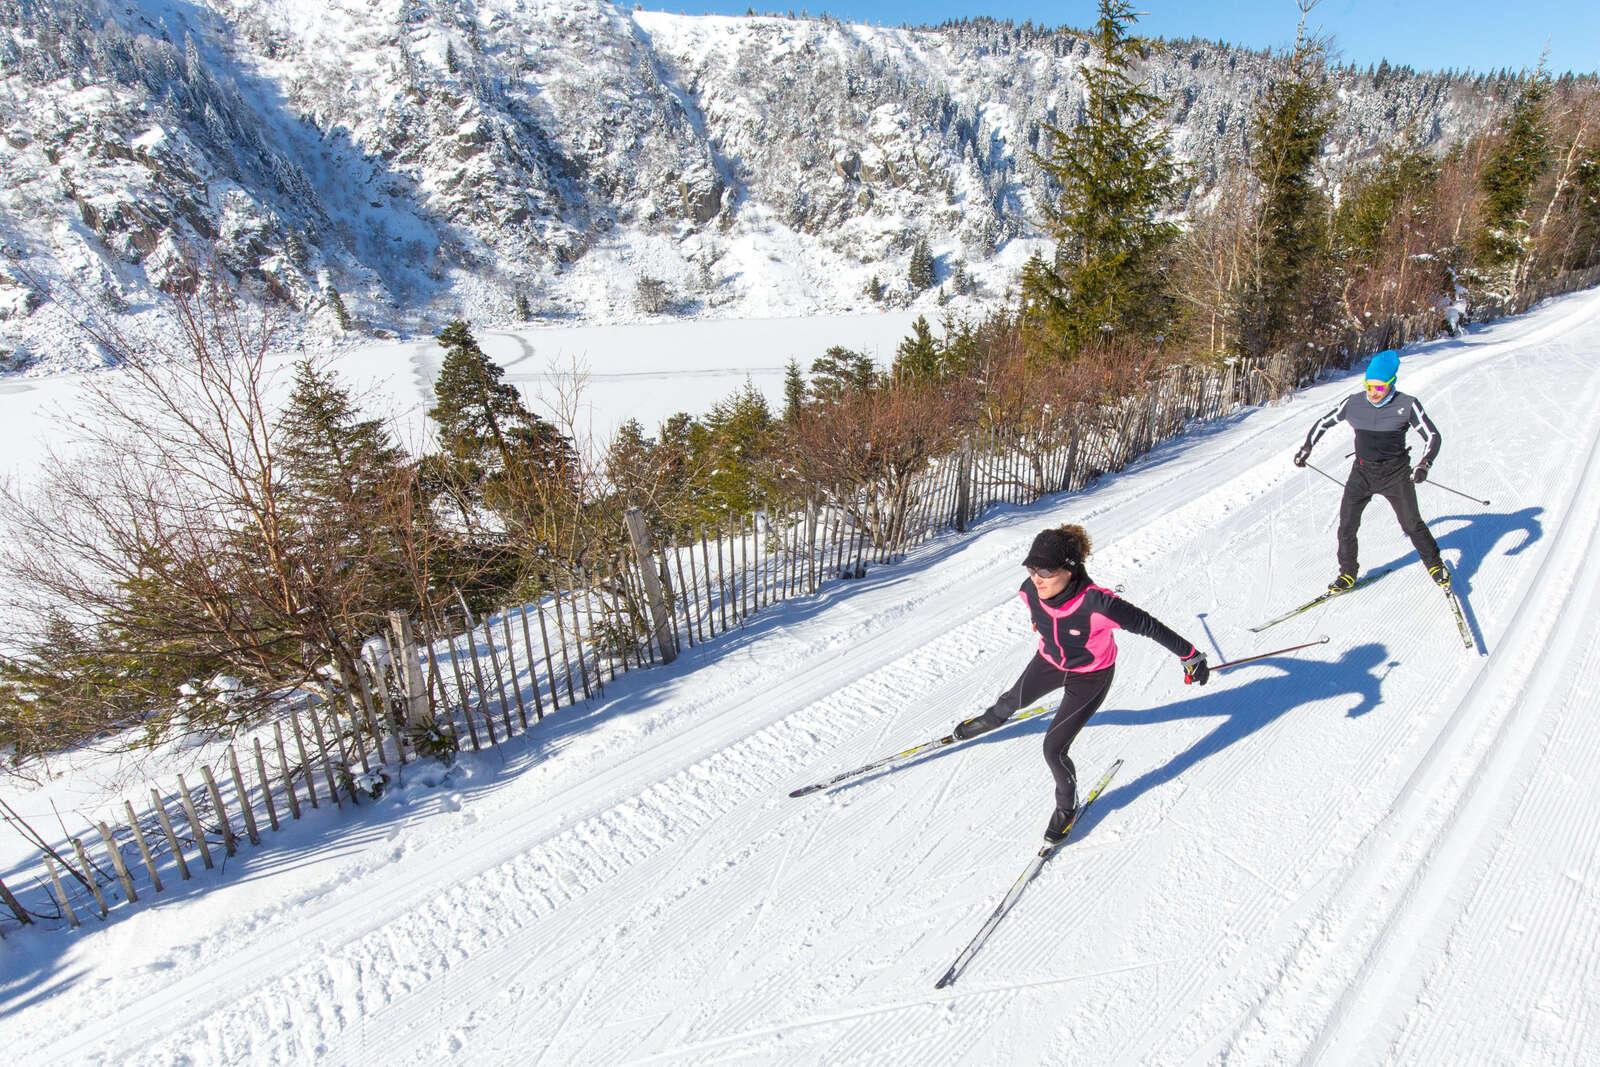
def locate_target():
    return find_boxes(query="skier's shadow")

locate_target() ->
[833,644,1390,812]
[1370,504,1542,654]
[1072,642,1391,832]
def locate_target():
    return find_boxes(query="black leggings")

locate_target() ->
[986,655,1116,811]
[1337,458,1442,576]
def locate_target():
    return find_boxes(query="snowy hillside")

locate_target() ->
[4,284,1600,1062]
[1,0,1509,372]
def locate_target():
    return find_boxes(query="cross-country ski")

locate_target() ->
[935,758,1124,990]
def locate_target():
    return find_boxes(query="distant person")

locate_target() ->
[954,525,1208,843]
[1294,349,1448,592]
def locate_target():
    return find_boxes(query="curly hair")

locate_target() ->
[1055,523,1092,562]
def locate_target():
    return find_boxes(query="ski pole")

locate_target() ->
[1423,479,1491,506]
[1189,636,1330,683]
[1304,461,1347,490]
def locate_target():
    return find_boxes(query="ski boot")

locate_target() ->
[1327,572,1357,595]
[954,712,1003,741]
[1044,805,1078,845]
[1428,562,1452,590]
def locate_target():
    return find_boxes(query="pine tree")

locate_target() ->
[809,345,878,403]
[1023,0,1180,359]
[277,358,414,611]
[907,238,936,292]
[892,315,941,383]
[1475,68,1551,282]
[1233,18,1333,358]
[427,320,577,541]
[325,285,351,331]
[782,357,806,421]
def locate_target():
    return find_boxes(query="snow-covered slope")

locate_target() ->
[1,0,1507,372]
[4,286,1600,1062]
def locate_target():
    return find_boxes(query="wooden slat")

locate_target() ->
[273,724,301,821]
[501,606,530,729]
[253,739,281,831]
[288,711,320,810]
[516,604,545,721]
[441,624,483,751]
[199,765,239,855]
[149,788,191,881]
[459,612,499,744]
[535,599,562,713]
[70,838,109,918]
[44,856,78,927]
[123,799,164,891]
[95,820,137,903]
[175,773,214,868]
[306,707,344,810]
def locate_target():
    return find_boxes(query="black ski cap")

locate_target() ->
[1023,529,1078,570]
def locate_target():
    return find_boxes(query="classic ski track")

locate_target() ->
[1180,306,1600,1064]
[1302,389,1600,1063]
[13,289,1600,1065]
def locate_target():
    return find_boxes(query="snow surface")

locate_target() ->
[0,310,924,487]
[5,288,1600,1063]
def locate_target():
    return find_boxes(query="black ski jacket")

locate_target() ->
[1301,390,1442,466]
[1019,574,1197,673]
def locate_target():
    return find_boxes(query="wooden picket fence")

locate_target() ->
[6,265,1600,937]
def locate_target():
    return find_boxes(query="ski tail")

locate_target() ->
[935,757,1124,990]
[788,704,1054,799]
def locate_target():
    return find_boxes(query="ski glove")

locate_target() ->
[1182,650,1210,686]
[1412,462,1430,484]
[1293,446,1310,468]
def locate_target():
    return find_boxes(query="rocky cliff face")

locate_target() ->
[0,0,1510,372]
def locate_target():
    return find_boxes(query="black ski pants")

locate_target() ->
[1337,458,1442,577]
[985,655,1116,813]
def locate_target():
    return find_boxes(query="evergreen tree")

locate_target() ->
[427,320,577,541]
[907,237,936,292]
[782,357,806,421]
[1234,21,1334,358]
[277,358,414,609]
[892,315,941,383]
[809,345,878,403]
[325,284,351,331]
[1335,145,1440,261]
[514,292,533,321]
[691,383,774,519]
[1022,0,1180,359]
[1475,69,1552,278]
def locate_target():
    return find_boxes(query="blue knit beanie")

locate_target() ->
[1365,349,1400,386]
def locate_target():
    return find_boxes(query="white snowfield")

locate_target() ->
[6,288,1600,1064]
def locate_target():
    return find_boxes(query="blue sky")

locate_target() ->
[639,2,1599,76]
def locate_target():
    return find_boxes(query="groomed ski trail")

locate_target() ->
[7,287,1600,1065]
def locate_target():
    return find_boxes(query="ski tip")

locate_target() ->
[788,785,822,798]
[935,973,956,990]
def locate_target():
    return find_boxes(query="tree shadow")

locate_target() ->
[1069,642,1392,831]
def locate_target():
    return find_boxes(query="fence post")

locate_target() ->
[625,507,678,664]
[954,445,972,532]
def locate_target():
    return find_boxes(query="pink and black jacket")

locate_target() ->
[1019,575,1197,672]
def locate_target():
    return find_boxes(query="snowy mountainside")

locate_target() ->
[2,0,1508,372]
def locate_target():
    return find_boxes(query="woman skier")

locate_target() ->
[954,524,1209,843]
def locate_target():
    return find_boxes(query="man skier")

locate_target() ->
[1294,349,1449,593]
